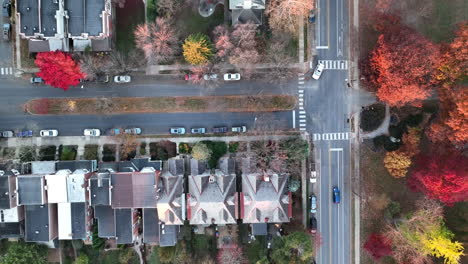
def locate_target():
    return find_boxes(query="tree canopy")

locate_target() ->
[182,33,214,65]
[35,51,85,90]
[0,242,47,264]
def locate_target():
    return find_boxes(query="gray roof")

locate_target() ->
[251,223,267,236]
[219,157,235,174]
[65,0,104,36]
[56,160,97,172]
[89,172,111,206]
[143,208,159,244]
[40,0,59,37]
[241,159,291,223]
[71,203,87,239]
[0,176,12,209]
[91,38,111,51]
[17,0,40,36]
[31,161,56,175]
[168,158,184,176]
[188,159,238,225]
[190,159,207,176]
[159,225,178,247]
[17,175,45,205]
[232,9,263,25]
[0,222,24,239]
[94,205,115,238]
[99,159,162,173]
[157,169,185,225]
[111,172,158,208]
[115,209,133,244]
[25,204,52,242]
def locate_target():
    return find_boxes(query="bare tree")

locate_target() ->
[134,18,179,64]
[266,0,314,33]
[229,22,261,78]
[264,33,300,82]
[157,0,183,17]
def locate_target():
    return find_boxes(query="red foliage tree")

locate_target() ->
[436,22,468,84]
[363,233,393,260]
[408,150,468,205]
[366,23,439,106]
[35,51,85,91]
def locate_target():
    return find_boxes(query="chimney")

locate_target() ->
[209,175,216,183]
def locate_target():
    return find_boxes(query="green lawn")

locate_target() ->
[419,0,467,42]
[175,5,224,39]
[116,1,145,52]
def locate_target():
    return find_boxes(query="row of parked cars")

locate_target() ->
[308,187,341,234]
[185,73,241,81]
[0,128,143,138]
[170,126,247,135]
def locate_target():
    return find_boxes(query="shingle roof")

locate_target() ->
[17,0,40,36]
[157,160,185,225]
[251,223,267,235]
[89,172,111,206]
[159,225,178,247]
[0,222,23,239]
[25,204,54,242]
[0,176,12,209]
[71,202,87,239]
[56,160,97,172]
[143,208,159,244]
[115,209,132,244]
[31,161,56,175]
[241,159,291,224]
[111,171,158,208]
[188,158,238,225]
[40,0,59,37]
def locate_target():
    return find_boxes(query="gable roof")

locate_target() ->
[0,222,24,239]
[58,202,87,240]
[111,171,159,208]
[31,161,56,175]
[240,159,291,224]
[230,0,266,10]
[99,159,162,173]
[143,208,159,244]
[156,159,185,225]
[56,160,97,173]
[188,158,238,225]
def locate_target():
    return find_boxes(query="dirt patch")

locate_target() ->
[25,95,297,115]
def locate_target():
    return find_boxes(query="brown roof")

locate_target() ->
[111,172,158,208]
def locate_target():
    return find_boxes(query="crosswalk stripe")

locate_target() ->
[299,123,306,127]
[299,115,306,118]
[299,106,304,110]
[9,68,12,74]
[300,128,307,131]
[318,60,349,70]
[1,68,4,75]
[299,111,306,114]
[299,94,303,97]
[299,119,306,123]
[299,98,303,102]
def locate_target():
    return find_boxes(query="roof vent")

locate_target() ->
[0,171,4,176]
[263,174,270,182]
[11,169,19,176]
[209,176,216,183]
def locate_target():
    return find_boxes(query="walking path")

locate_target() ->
[360,104,390,139]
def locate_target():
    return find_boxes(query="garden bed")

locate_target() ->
[150,141,176,160]
[84,145,99,160]
[59,145,77,161]
[26,95,296,115]
[102,144,116,162]
[39,146,56,161]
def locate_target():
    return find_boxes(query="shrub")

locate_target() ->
[179,143,192,154]
[39,145,56,161]
[363,233,392,260]
[2,147,16,159]
[201,141,227,168]
[360,103,386,132]
[140,142,147,156]
[19,146,36,163]
[401,113,423,127]
[59,145,77,161]
[84,145,98,160]
[228,142,239,153]
[384,201,401,219]
[182,33,214,65]
[102,144,116,162]
[191,143,212,161]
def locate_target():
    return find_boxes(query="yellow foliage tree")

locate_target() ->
[384,151,412,178]
[182,33,214,65]
[421,232,465,264]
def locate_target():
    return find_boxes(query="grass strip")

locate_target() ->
[26,95,296,115]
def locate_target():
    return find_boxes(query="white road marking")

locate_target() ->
[318,60,348,70]
[299,111,306,114]
[300,123,307,127]
[292,111,296,129]
[299,115,306,118]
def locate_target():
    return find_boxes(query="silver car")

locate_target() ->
[40,129,58,137]
[170,128,186,135]
[310,195,317,214]
[84,129,101,136]
[114,75,131,83]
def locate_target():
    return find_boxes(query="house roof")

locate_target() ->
[115,209,133,244]
[159,225,178,247]
[232,8,263,25]
[56,160,97,173]
[25,204,52,242]
[230,0,266,10]
[31,161,56,175]
[188,158,238,225]
[45,171,69,203]
[67,172,86,203]
[0,176,15,209]
[94,205,115,238]
[143,208,159,244]
[17,0,40,36]
[40,0,59,37]
[0,222,24,239]
[17,175,45,205]
[241,159,291,224]
[71,202,87,239]
[251,223,267,235]
[168,158,184,176]
[111,171,158,208]
[65,0,105,37]
[157,168,185,225]
[99,159,162,173]
[1,207,23,222]
[58,203,72,239]
[89,172,111,206]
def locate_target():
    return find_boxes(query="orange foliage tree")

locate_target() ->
[266,0,314,33]
[436,22,468,84]
[366,24,439,106]
[384,151,412,178]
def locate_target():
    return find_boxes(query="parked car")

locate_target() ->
[310,170,317,183]
[3,23,10,41]
[30,77,43,84]
[312,61,325,80]
[212,127,228,133]
[124,128,142,135]
[224,73,241,81]
[83,129,101,136]
[40,129,58,137]
[1,131,13,137]
[203,73,218,81]
[310,195,317,214]
[81,74,110,83]
[308,10,316,23]
[16,130,33,137]
[110,128,121,135]
[185,74,201,81]
[333,187,341,204]
[309,217,317,234]
[3,1,11,17]
[170,127,186,135]
[231,126,246,133]
[114,75,131,83]
[191,128,206,134]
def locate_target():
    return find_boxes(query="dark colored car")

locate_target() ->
[80,74,109,83]
[16,130,33,137]
[309,217,317,234]
[212,127,228,133]
[333,187,341,204]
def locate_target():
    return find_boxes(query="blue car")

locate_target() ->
[333,187,341,203]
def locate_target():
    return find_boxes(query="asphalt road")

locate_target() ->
[0,78,295,135]
[306,0,353,263]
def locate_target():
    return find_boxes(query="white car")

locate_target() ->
[203,73,218,81]
[312,62,325,80]
[84,129,101,136]
[114,75,131,83]
[40,129,58,137]
[223,73,241,81]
